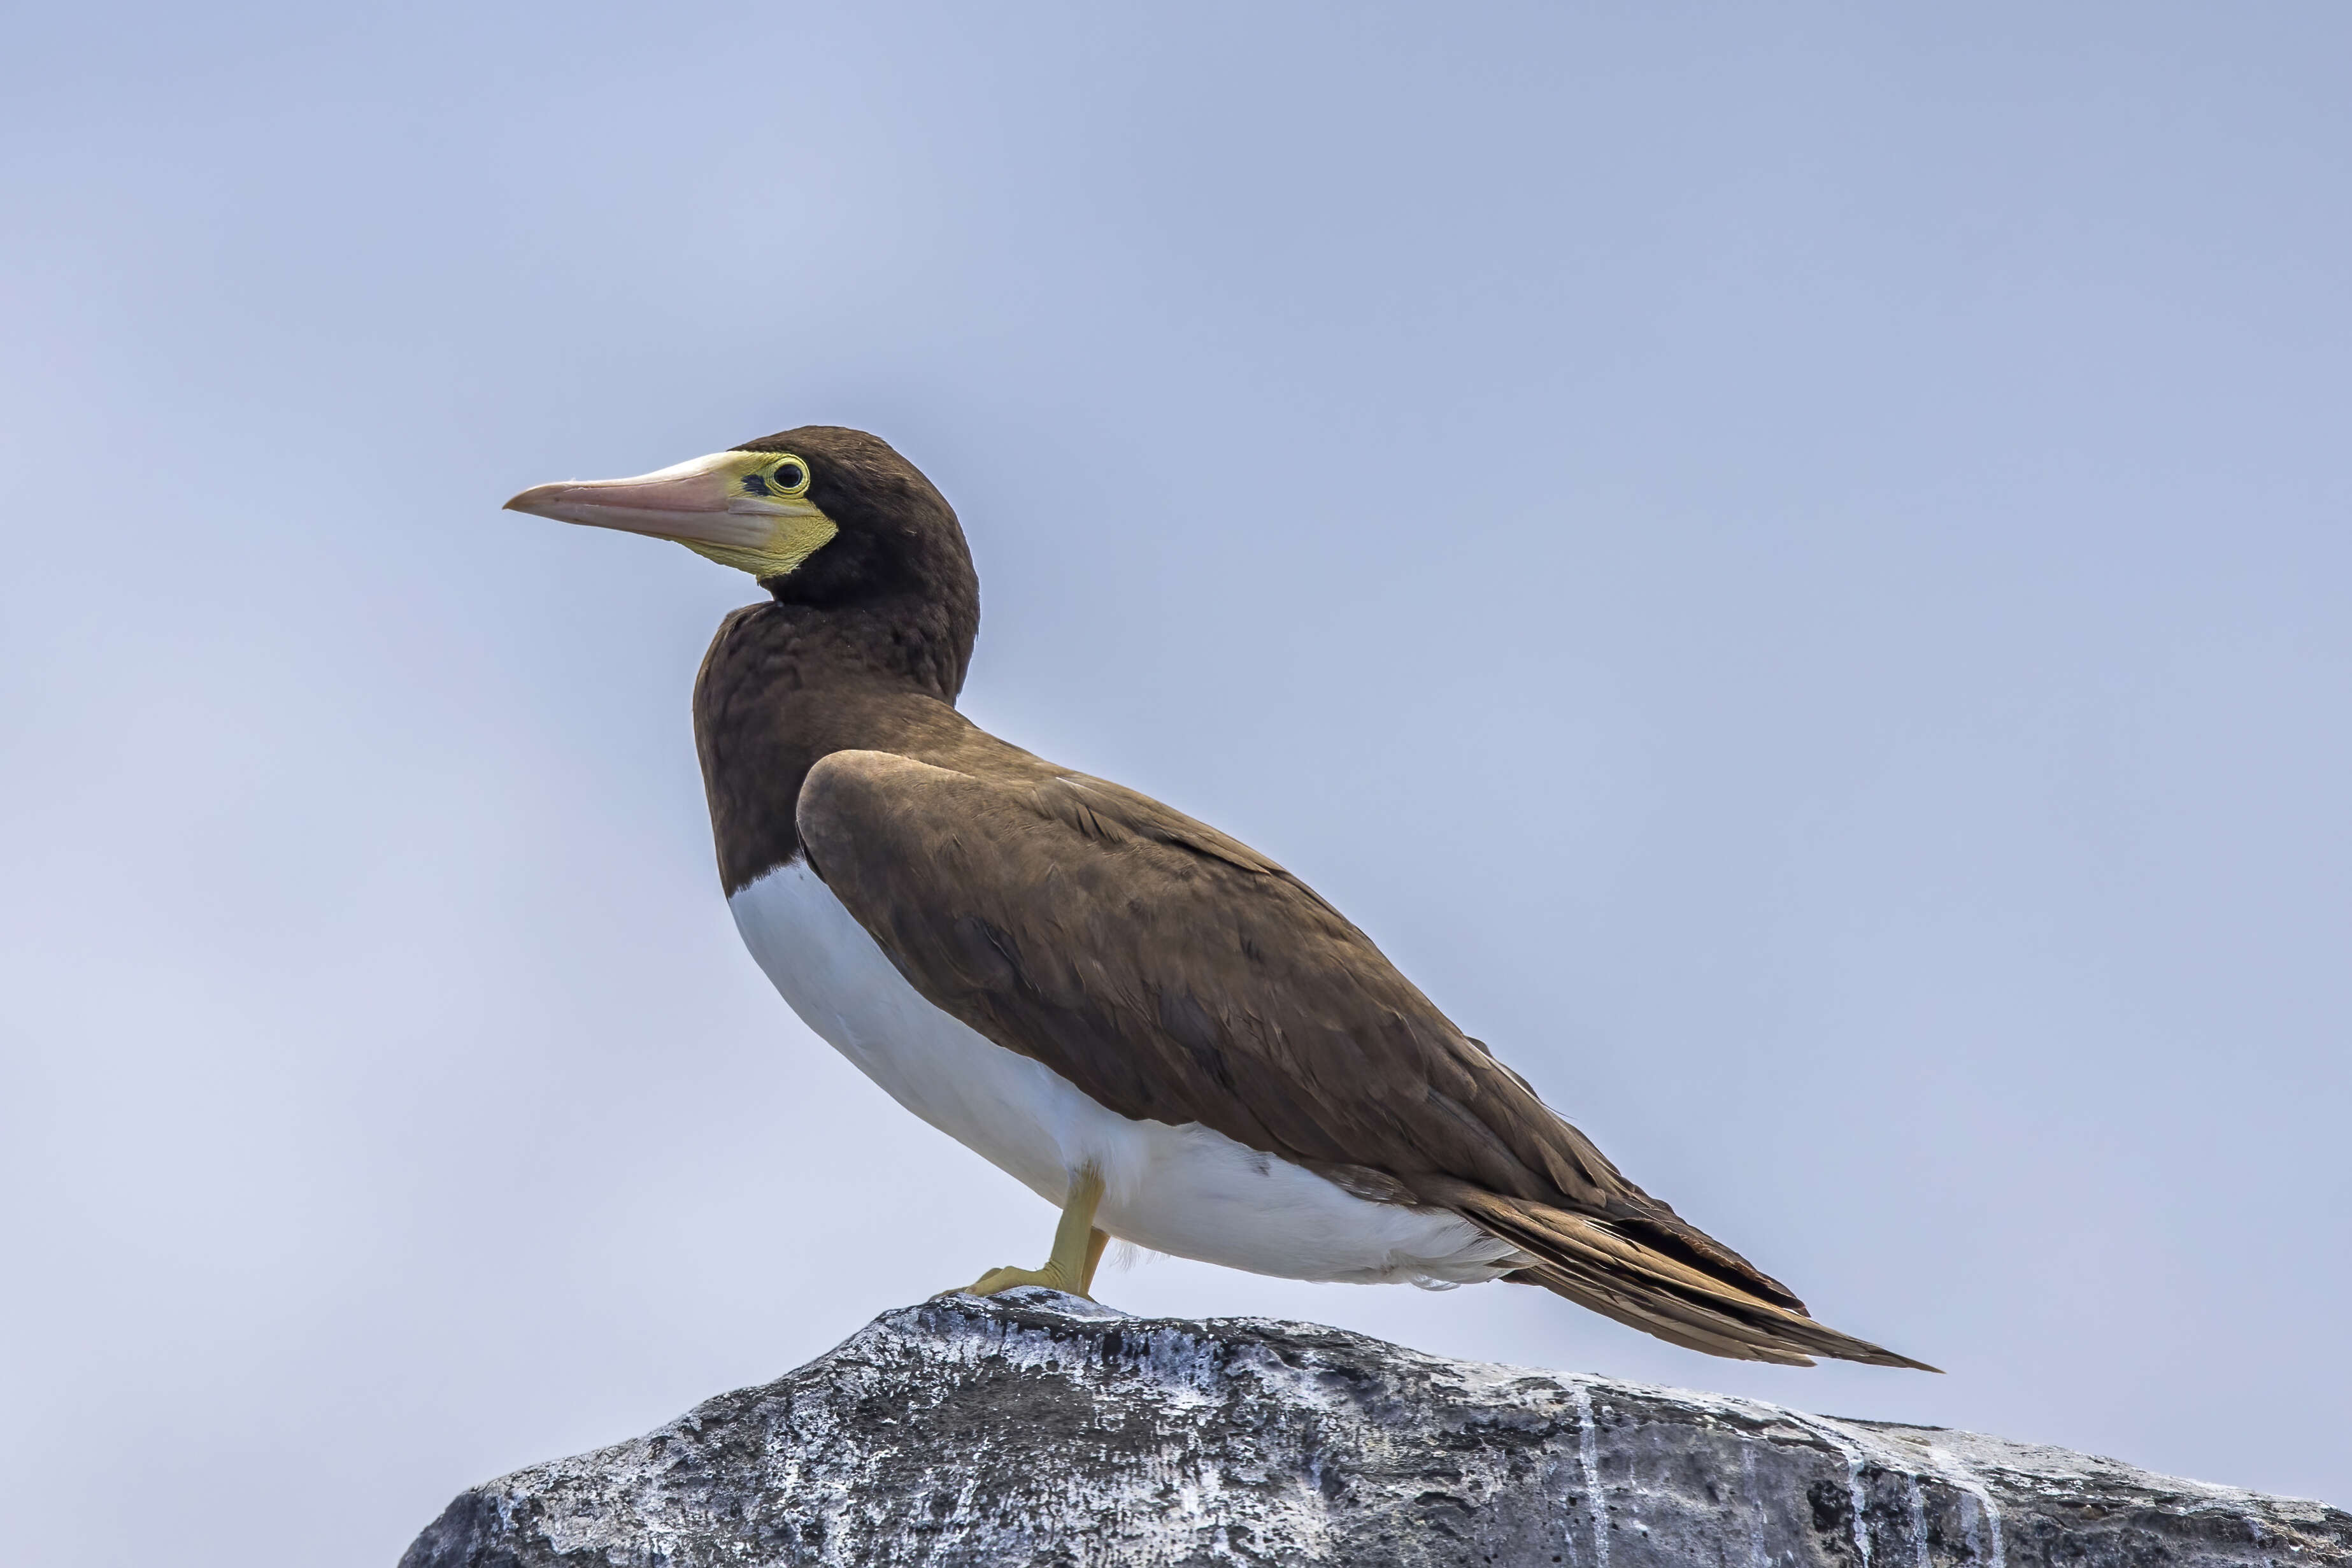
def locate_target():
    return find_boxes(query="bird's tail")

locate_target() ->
[1429,1180,1937,1370]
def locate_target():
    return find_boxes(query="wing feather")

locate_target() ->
[795,748,1930,1370]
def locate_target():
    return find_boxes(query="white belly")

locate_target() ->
[729,859,1524,1286]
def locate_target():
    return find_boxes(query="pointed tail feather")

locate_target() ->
[1428,1181,1939,1371]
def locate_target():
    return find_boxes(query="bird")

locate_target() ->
[503,425,1932,1370]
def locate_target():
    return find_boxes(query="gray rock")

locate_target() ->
[401,1288,2349,1568]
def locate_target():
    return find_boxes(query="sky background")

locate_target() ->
[3,5,2348,1564]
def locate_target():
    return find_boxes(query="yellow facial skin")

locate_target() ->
[502,450,839,580]
[672,453,839,579]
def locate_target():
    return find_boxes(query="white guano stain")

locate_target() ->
[493,1295,2335,1568]
[1572,1381,1609,1568]
[1783,1411,1876,1568]
[1932,1449,2005,1568]
[1849,1453,1874,1568]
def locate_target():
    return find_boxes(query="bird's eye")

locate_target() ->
[770,459,809,495]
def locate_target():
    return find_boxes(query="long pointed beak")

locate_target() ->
[502,450,778,552]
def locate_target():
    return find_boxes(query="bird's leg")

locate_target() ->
[951,1167,1108,1300]
[1080,1224,1110,1295]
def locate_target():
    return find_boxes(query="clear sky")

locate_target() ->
[3,5,2347,1564]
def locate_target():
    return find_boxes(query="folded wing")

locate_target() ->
[796,749,1930,1369]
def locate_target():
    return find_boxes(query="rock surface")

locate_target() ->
[403,1290,2349,1568]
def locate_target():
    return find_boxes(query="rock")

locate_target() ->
[401,1289,2349,1568]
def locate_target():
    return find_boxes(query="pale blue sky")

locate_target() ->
[3,6,2347,1564]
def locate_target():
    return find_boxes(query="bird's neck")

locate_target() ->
[692,597,980,894]
[754,583,976,699]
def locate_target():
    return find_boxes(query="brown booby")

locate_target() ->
[504,426,1932,1369]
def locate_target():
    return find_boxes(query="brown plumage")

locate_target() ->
[671,425,1931,1371]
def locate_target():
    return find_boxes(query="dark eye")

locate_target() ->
[773,460,808,492]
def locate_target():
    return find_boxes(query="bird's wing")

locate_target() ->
[796,749,1931,1369]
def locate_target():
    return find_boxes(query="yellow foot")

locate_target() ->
[951,1262,1091,1299]
[937,1169,1111,1302]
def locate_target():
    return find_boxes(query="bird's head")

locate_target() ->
[504,425,974,612]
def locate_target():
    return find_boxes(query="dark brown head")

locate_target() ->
[503,424,980,695]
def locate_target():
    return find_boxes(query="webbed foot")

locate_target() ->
[939,1169,1110,1301]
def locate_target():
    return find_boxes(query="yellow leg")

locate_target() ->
[1081,1225,1110,1294]
[950,1167,1108,1300]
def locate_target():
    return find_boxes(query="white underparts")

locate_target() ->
[729,859,1527,1286]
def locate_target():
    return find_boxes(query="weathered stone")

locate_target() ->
[401,1289,2349,1568]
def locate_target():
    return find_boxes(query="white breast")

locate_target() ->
[729,859,1525,1286]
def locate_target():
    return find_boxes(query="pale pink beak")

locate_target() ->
[502,451,780,552]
